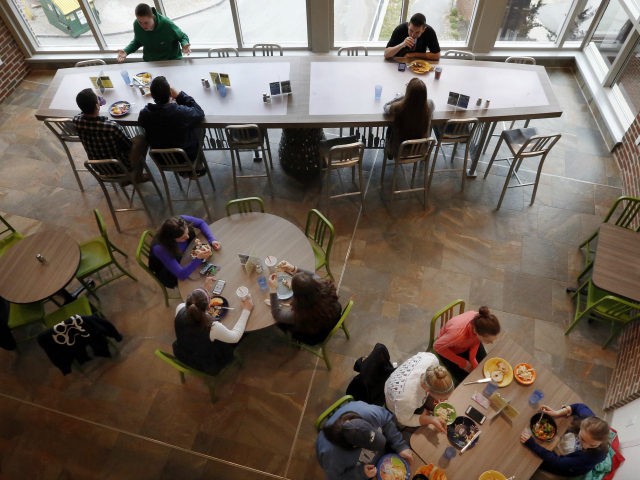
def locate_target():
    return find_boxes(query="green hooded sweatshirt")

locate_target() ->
[124,7,189,62]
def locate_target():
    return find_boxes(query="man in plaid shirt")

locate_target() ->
[73,88,149,182]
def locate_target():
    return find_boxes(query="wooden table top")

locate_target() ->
[36,56,561,128]
[409,336,581,480]
[0,230,80,304]
[592,224,640,302]
[178,212,315,332]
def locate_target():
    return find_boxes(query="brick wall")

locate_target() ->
[0,15,29,103]
[603,321,640,410]
[612,111,640,199]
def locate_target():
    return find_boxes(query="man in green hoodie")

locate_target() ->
[117,4,190,63]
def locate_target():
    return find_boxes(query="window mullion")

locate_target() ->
[228,0,244,49]
[78,0,106,50]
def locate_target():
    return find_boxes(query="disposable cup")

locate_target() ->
[443,446,457,459]
[528,389,544,406]
[374,84,382,101]
[264,255,278,273]
[236,286,249,300]
[434,66,442,80]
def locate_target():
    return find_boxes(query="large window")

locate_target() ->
[163,0,236,47]
[616,40,640,115]
[497,0,574,43]
[334,0,476,46]
[235,0,307,46]
[591,0,633,67]
[564,0,600,45]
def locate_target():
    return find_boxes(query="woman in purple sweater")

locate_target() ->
[521,403,610,477]
[149,215,220,288]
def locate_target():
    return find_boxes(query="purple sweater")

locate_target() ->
[150,215,215,281]
[524,403,608,476]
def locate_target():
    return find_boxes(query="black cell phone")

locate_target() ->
[398,63,406,71]
[465,405,486,424]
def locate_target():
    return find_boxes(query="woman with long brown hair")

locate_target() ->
[383,77,435,159]
[173,278,253,375]
[267,260,341,345]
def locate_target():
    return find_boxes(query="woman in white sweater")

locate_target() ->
[172,277,253,374]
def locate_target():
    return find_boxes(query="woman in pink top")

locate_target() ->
[433,306,500,383]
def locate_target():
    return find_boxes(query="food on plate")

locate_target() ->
[448,416,479,449]
[478,470,507,480]
[415,464,448,480]
[514,363,536,384]
[209,297,224,307]
[490,370,504,383]
[408,60,432,74]
[376,453,409,480]
[191,239,212,258]
[280,277,291,289]
[530,413,557,441]
[110,102,130,116]
[483,358,513,387]
[433,402,456,425]
[135,72,152,84]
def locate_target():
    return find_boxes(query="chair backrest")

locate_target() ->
[149,148,195,173]
[441,118,479,142]
[136,229,172,306]
[226,197,265,216]
[505,56,536,65]
[208,47,239,58]
[305,208,335,265]
[93,209,120,263]
[326,142,365,169]
[514,133,562,159]
[154,349,211,379]
[43,296,93,328]
[396,137,436,165]
[74,59,106,67]
[7,301,46,330]
[85,159,131,183]
[43,118,80,143]
[224,124,263,149]
[337,46,368,56]
[0,214,23,257]
[428,299,465,351]
[315,395,354,431]
[601,196,640,231]
[443,50,475,60]
[252,43,283,56]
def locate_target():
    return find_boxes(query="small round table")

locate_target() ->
[0,230,81,304]
[178,212,315,331]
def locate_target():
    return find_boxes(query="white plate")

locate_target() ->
[277,272,293,300]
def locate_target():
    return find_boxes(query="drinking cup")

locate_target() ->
[374,84,382,101]
[236,286,249,300]
[528,389,544,406]
[443,446,457,460]
[218,83,227,97]
[434,66,442,80]
[483,380,499,397]
[264,255,278,274]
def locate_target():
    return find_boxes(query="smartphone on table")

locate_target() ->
[465,405,486,424]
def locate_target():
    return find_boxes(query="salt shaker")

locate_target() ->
[476,98,482,106]
[36,253,46,263]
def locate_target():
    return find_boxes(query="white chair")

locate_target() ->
[74,59,106,67]
[149,148,216,219]
[429,118,479,193]
[382,138,437,208]
[224,124,273,197]
[484,127,561,210]
[207,48,239,58]
[252,43,283,56]
[443,50,475,60]
[319,141,365,207]
[337,46,368,56]
[85,159,162,232]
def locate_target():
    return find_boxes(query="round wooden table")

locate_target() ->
[0,230,81,304]
[178,213,315,331]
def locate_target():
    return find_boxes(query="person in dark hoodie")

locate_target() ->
[117,3,190,62]
[138,76,204,164]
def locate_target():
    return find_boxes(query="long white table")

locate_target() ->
[35,56,562,128]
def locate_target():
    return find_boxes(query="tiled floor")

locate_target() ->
[0,67,624,479]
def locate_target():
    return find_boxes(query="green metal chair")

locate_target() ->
[225,196,265,216]
[76,209,137,299]
[42,295,94,328]
[7,301,46,330]
[0,213,24,257]
[136,230,180,307]
[305,209,335,281]
[427,299,466,352]
[290,299,353,370]
[315,395,354,431]
[154,349,241,403]
[579,196,640,272]
[565,279,640,349]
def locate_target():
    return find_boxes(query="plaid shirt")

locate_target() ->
[72,114,132,166]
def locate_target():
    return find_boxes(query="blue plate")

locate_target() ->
[376,453,410,480]
[208,296,228,320]
[277,272,293,300]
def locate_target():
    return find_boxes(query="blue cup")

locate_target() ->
[218,83,227,97]
[483,380,499,397]
[374,84,382,101]
[443,446,456,459]
[528,389,544,406]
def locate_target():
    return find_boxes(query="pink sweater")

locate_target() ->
[433,310,480,369]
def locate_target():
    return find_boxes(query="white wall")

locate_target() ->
[610,398,640,479]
